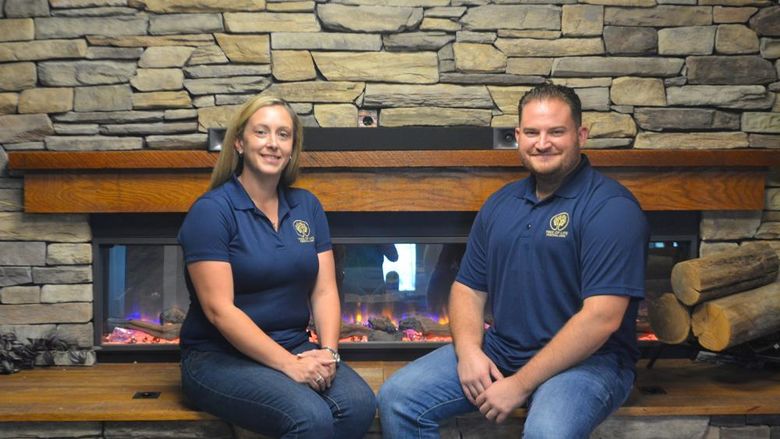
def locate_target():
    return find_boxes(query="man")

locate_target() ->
[378,84,648,438]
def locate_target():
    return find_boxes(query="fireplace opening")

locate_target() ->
[92,211,699,361]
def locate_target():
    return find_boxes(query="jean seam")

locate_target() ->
[182,355,302,437]
[415,396,470,439]
[321,393,342,419]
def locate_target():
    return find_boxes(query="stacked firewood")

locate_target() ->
[647,242,780,352]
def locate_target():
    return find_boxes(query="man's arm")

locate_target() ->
[450,280,503,405]
[476,294,629,423]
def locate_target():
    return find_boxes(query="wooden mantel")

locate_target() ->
[8,149,780,213]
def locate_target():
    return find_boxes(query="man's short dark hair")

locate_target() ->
[518,83,583,128]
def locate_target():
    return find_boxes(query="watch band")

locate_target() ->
[321,345,340,363]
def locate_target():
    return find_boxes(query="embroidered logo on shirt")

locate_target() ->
[293,220,315,243]
[545,212,570,238]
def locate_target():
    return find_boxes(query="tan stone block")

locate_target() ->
[583,0,655,5]
[605,6,712,27]
[497,30,561,40]
[0,93,18,114]
[188,44,228,65]
[552,78,613,88]
[491,114,518,128]
[272,50,316,82]
[0,303,92,324]
[51,0,126,7]
[634,132,749,149]
[767,188,780,210]
[700,210,761,240]
[453,43,506,73]
[487,86,533,114]
[46,243,92,265]
[716,24,760,54]
[364,83,493,108]
[658,26,716,55]
[215,33,270,64]
[40,284,91,304]
[761,38,780,59]
[0,18,33,42]
[0,39,87,61]
[611,77,666,106]
[462,5,561,31]
[314,104,358,127]
[582,112,637,138]
[420,17,461,32]
[74,85,132,112]
[132,91,192,110]
[713,6,758,23]
[0,286,40,304]
[87,34,213,47]
[380,107,492,127]
[0,212,90,242]
[318,4,423,33]
[138,46,194,68]
[562,5,604,37]
[506,58,553,76]
[128,0,266,13]
[267,1,313,12]
[18,88,73,114]
[263,81,364,103]
[313,52,438,84]
[749,134,780,148]
[742,112,780,133]
[495,38,604,57]
[755,221,780,239]
[700,0,772,5]
[224,12,320,33]
[130,68,184,92]
[0,62,35,91]
[198,104,241,131]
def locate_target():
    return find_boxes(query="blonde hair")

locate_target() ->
[209,95,303,190]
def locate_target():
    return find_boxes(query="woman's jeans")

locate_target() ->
[181,342,376,439]
[378,344,634,439]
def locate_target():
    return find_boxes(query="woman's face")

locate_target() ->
[235,104,295,179]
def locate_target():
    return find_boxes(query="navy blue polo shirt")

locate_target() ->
[456,156,648,373]
[178,175,331,352]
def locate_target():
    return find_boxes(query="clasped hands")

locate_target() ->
[281,348,337,392]
[458,350,531,424]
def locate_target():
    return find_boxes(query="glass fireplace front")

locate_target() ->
[92,212,698,358]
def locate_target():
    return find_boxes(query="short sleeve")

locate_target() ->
[580,196,648,299]
[178,197,233,263]
[455,207,489,293]
[309,194,332,254]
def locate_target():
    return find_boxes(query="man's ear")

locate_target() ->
[577,125,589,147]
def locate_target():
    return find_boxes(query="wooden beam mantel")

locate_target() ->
[8,149,779,213]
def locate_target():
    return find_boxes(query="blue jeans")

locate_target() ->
[181,342,376,439]
[378,344,634,439]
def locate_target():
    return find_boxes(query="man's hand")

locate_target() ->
[456,348,503,405]
[475,376,531,424]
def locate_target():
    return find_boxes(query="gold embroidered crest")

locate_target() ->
[293,220,315,243]
[546,212,570,238]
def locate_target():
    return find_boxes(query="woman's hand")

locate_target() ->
[297,349,337,388]
[280,350,336,392]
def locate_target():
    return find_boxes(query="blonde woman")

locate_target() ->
[178,95,376,438]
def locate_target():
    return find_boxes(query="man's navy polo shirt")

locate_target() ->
[456,155,649,374]
[178,175,332,352]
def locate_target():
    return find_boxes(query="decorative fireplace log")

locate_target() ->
[647,292,691,344]
[671,243,779,306]
[340,323,373,339]
[691,282,780,352]
[126,320,182,340]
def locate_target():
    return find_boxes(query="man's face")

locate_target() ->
[515,98,588,182]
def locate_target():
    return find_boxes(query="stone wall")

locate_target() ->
[0,0,778,359]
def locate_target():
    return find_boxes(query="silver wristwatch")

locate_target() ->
[321,345,340,364]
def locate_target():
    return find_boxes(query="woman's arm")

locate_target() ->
[188,260,332,389]
[304,250,342,386]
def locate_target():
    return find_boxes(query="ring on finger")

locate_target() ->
[315,374,324,383]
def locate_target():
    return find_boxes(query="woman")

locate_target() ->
[178,95,376,438]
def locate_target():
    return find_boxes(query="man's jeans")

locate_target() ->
[181,342,376,439]
[378,344,634,439]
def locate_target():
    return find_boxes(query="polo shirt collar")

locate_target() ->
[224,175,298,219]
[519,154,592,202]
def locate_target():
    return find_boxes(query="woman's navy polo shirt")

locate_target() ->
[178,175,332,352]
[456,156,649,373]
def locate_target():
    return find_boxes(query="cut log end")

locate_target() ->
[648,293,691,344]
[671,263,701,306]
[691,303,730,352]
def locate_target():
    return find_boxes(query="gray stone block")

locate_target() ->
[701,210,762,240]
[0,266,31,287]
[184,64,272,79]
[149,13,223,35]
[0,114,53,144]
[592,416,710,438]
[605,6,711,27]
[55,322,93,348]
[45,135,144,151]
[145,133,207,149]
[720,425,771,439]
[4,0,49,17]
[0,302,91,324]
[462,5,561,31]
[35,16,148,38]
[51,6,139,16]
[39,61,137,86]
[0,422,101,438]
[54,110,164,124]
[635,108,740,131]
[604,26,657,54]
[104,420,234,438]
[687,56,777,85]
[318,4,422,33]
[0,212,90,243]
[666,85,775,110]
[100,122,197,136]
[33,266,92,284]
[74,85,133,112]
[384,32,455,51]
[184,76,271,95]
[552,56,683,77]
[749,5,780,37]
[364,83,493,108]
[0,241,46,266]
